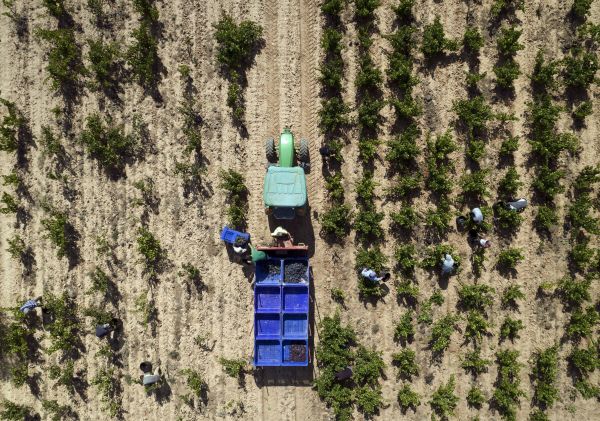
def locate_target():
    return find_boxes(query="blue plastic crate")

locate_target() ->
[255,259,283,284]
[282,258,310,285]
[255,340,282,366]
[282,339,308,366]
[255,286,281,312]
[283,313,308,338]
[219,226,250,244]
[283,286,309,312]
[255,313,280,337]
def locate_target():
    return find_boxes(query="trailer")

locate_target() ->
[253,240,310,367]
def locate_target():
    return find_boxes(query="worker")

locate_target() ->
[470,207,484,224]
[244,245,267,265]
[361,268,384,283]
[507,198,527,212]
[319,145,331,158]
[271,226,290,238]
[232,236,248,255]
[95,323,114,339]
[478,238,491,248]
[19,297,41,315]
[141,362,161,386]
[441,254,455,275]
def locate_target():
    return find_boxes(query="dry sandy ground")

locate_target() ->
[0,0,599,420]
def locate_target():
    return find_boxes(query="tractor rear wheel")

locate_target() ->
[298,139,309,163]
[266,138,276,162]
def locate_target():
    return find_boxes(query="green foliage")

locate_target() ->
[0,192,18,214]
[91,367,121,417]
[425,199,453,235]
[533,166,567,200]
[393,312,414,343]
[429,314,460,355]
[219,357,246,378]
[461,347,491,376]
[465,310,491,343]
[42,210,74,259]
[321,0,346,16]
[330,287,345,304]
[387,54,418,90]
[126,22,159,90]
[355,386,383,417]
[83,306,112,326]
[430,375,459,419]
[354,0,380,20]
[355,56,383,90]
[569,344,599,377]
[425,131,457,194]
[353,240,384,272]
[321,204,353,238]
[562,48,598,90]
[80,113,135,174]
[390,206,419,232]
[0,98,24,153]
[499,167,522,197]
[460,169,489,199]
[386,174,421,199]
[214,15,263,72]
[394,244,416,276]
[87,39,120,91]
[42,0,67,18]
[397,384,420,411]
[219,169,248,229]
[0,400,33,421]
[87,0,107,27]
[322,28,343,54]
[572,0,594,19]
[180,369,207,398]
[421,244,460,272]
[497,248,524,269]
[493,349,525,421]
[572,100,593,121]
[134,292,155,325]
[48,359,75,391]
[494,204,522,230]
[319,97,350,134]
[467,387,485,408]
[466,138,485,161]
[457,283,494,311]
[494,58,521,89]
[497,26,524,57]
[44,292,80,354]
[353,208,384,239]
[392,348,418,380]
[573,165,600,193]
[42,399,72,421]
[453,95,493,137]
[87,267,110,295]
[353,346,385,386]
[396,280,419,303]
[132,0,158,23]
[320,59,344,91]
[6,235,25,261]
[39,125,64,162]
[357,95,384,130]
[534,205,558,231]
[531,50,558,90]
[421,16,458,58]
[531,346,559,408]
[386,124,420,166]
[501,285,525,308]
[557,276,591,307]
[491,0,524,18]
[570,240,595,271]
[567,196,599,234]
[463,26,484,52]
[35,28,84,93]
[500,317,523,341]
[137,227,162,273]
[355,171,377,203]
[499,135,519,157]
[567,306,599,339]
[575,379,600,399]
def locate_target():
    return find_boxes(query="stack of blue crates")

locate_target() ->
[253,257,309,366]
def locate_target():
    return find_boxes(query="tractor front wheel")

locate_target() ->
[298,138,309,163]
[266,138,277,162]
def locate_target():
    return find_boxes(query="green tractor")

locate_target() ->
[263,128,309,219]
